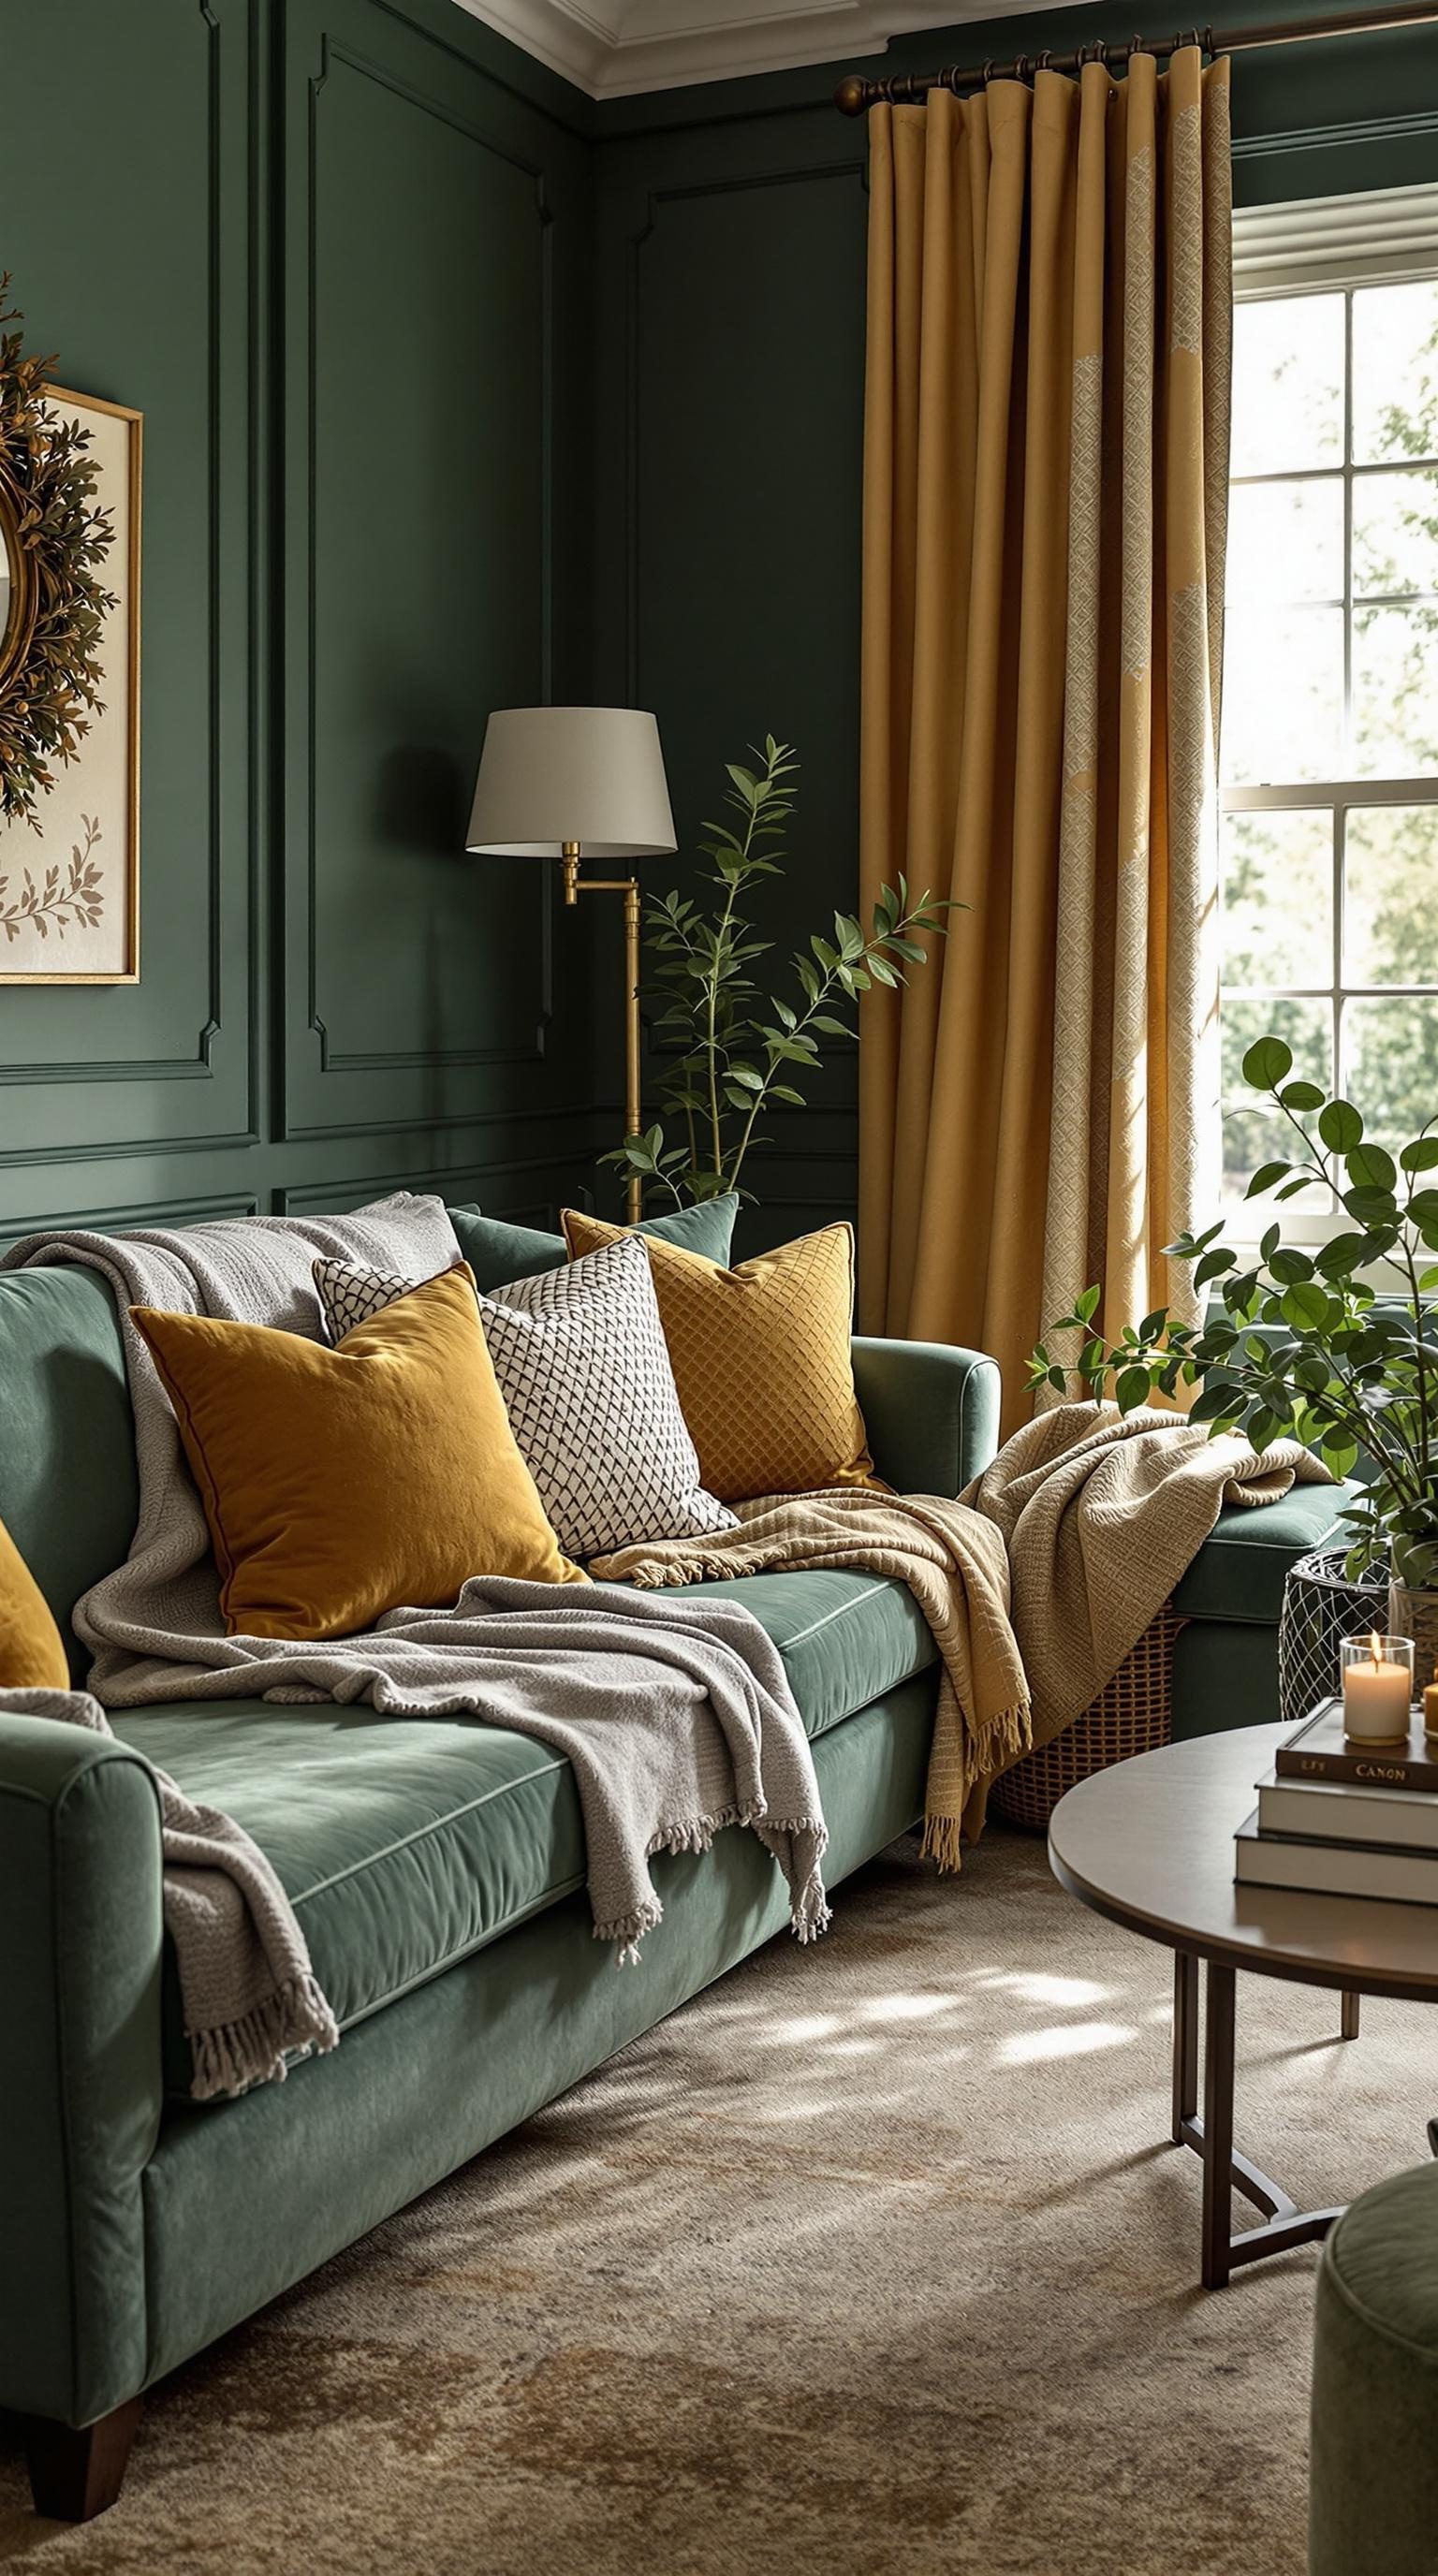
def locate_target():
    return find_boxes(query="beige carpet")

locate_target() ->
[5,1824,1435,2575]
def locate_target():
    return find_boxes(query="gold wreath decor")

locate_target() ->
[0,276,117,830]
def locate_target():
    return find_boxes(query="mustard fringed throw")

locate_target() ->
[594,1486,1030,1871]
[594,1406,1335,1867]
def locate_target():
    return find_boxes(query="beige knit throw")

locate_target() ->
[594,1404,1338,1867]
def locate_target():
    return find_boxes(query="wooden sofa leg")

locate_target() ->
[22,2396,142,2522]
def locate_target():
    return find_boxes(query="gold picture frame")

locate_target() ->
[0,382,142,985]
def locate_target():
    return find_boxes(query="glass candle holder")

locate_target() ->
[1341,1633,1416,1744]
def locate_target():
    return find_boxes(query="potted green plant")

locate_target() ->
[602,737,957,1207]
[1030,1033,1438,1669]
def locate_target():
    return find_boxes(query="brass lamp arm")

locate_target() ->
[561,842,643,1222]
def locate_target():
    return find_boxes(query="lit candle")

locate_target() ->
[1342,1632,1415,1744]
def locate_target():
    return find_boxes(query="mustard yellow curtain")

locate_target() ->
[858,49,1231,1432]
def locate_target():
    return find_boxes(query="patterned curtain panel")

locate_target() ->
[858,49,1232,1431]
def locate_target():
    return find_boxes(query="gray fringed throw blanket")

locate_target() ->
[0,1197,828,2100]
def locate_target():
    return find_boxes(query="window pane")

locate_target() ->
[1221,606,1344,784]
[1221,810,1332,987]
[1222,995,1332,1205]
[1231,295,1344,475]
[1352,604,1438,777]
[1354,467,1438,599]
[1227,478,1343,605]
[1343,994,1438,1158]
[1352,279,1438,467]
[1344,805,1438,986]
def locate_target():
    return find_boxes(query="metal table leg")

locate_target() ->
[1172,1954,1346,2290]
[1172,1952,1198,2144]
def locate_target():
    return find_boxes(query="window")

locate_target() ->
[1221,190,1438,1220]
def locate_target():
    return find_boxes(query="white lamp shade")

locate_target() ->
[465,706,677,860]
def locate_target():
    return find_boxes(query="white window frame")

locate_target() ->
[1222,183,1438,1250]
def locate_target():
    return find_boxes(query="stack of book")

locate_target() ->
[1236,1700,1438,1905]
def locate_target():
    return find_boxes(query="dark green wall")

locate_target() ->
[0,0,605,1243]
[593,0,1438,1251]
[1,0,1433,1253]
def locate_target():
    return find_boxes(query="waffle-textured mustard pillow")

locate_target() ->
[133,1265,586,1642]
[0,1512,69,1689]
[560,1214,873,1504]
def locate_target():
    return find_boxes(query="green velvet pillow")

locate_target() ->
[449,1195,739,1295]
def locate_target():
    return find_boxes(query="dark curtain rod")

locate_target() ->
[832,0,1438,112]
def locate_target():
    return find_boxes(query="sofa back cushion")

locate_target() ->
[0,1267,139,1679]
[448,1193,739,1294]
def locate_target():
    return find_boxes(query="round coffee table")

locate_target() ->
[1049,1722,1438,2290]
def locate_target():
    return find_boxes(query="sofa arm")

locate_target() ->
[852,1337,1002,1500]
[0,1715,164,2427]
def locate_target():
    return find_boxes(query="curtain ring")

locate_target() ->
[1128,31,1144,56]
[1012,52,1032,82]
[981,58,995,82]
[1034,47,1052,69]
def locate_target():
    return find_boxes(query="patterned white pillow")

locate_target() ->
[312,1238,737,1560]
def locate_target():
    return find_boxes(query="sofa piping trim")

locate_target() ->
[776,1584,929,1659]
[288,1756,567,1907]
[325,1873,591,2034]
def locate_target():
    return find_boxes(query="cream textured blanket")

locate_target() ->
[1,1199,828,2100]
[594,1402,1337,1864]
[969,1401,1336,1745]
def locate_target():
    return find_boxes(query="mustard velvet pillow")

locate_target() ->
[0,1513,70,1689]
[560,1213,873,1503]
[133,1264,586,1642]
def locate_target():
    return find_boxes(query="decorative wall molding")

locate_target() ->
[0,0,256,1165]
[623,157,865,697]
[283,21,562,1140]
[0,1189,259,1244]
[276,1146,584,1219]
[448,0,1052,99]
[0,0,254,1159]
[1233,178,1438,292]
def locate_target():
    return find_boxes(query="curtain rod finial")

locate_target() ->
[834,71,869,113]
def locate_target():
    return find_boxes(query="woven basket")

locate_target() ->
[989,1602,1185,1833]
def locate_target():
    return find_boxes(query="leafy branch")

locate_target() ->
[602,735,961,1206]
[0,812,104,943]
[1030,1033,1438,1587]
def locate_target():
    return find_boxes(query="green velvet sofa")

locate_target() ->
[0,1263,1351,2521]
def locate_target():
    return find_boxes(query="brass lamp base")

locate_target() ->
[562,842,643,1223]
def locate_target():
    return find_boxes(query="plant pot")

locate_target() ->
[1387,1577,1438,1695]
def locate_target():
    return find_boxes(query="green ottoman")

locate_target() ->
[1311,2162,1438,2576]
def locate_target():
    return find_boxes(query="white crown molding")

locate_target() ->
[1234,182,1438,296]
[448,0,1066,100]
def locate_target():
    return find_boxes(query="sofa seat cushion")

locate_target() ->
[671,1570,934,1739]
[111,1567,936,2087]
[1171,1478,1359,1626]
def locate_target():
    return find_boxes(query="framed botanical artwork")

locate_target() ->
[0,378,142,983]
